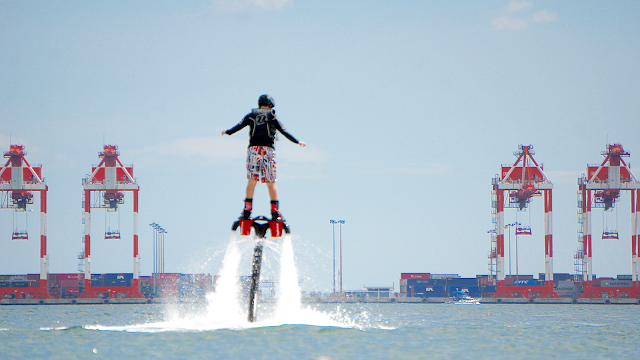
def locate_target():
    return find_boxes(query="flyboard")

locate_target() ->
[232,215,290,323]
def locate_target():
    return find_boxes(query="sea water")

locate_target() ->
[2,234,640,359]
[2,303,640,359]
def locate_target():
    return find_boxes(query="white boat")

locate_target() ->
[448,291,480,305]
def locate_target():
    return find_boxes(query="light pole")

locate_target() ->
[149,223,166,296]
[330,220,336,295]
[504,222,520,280]
[160,228,167,273]
[330,220,345,295]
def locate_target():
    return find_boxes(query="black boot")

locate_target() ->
[270,200,284,221]
[240,198,252,219]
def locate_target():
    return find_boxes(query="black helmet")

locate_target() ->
[258,94,275,107]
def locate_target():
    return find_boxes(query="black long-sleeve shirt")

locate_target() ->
[225,108,299,148]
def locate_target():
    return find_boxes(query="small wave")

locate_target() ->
[571,322,608,327]
[82,305,392,333]
[40,325,84,331]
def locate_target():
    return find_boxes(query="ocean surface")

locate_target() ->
[1,302,639,359]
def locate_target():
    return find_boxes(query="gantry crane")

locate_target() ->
[490,145,558,298]
[576,144,640,298]
[80,145,143,298]
[0,144,49,299]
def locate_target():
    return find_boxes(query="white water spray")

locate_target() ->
[85,230,362,332]
[201,232,245,326]
[274,233,301,321]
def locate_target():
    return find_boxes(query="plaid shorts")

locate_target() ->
[246,146,276,183]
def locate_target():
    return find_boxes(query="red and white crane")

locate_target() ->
[490,145,558,298]
[0,144,49,299]
[576,144,640,298]
[81,145,143,298]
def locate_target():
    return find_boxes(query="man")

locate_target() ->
[221,94,306,221]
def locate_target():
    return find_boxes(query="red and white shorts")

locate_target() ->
[246,146,276,183]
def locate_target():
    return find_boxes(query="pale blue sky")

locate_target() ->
[1,1,639,292]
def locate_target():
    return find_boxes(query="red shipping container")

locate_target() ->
[58,273,85,281]
[64,287,80,295]
[504,277,515,286]
[26,274,40,281]
[401,273,431,280]
[60,279,81,288]
[154,273,180,280]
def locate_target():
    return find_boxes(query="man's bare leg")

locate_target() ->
[246,178,258,198]
[266,182,278,201]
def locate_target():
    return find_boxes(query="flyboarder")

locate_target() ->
[221,94,306,221]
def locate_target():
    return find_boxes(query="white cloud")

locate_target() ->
[493,15,529,31]
[366,163,453,176]
[138,136,246,163]
[277,143,327,165]
[211,0,292,12]
[506,0,533,13]
[532,10,559,23]
[135,135,324,166]
[492,1,558,31]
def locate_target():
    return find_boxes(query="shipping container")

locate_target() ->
[506,275,533,280]
[154,273,180,280]
[0,281,10,288]
[430,274,460,279]
[26,274,40,281]
[106,279,131,287]
[447,278,479,286]
[553,273,573,281]
[64,287,80,295]
[91,280,106,287]
[105,273,133,281]
[401,273,431,280]
[481,285,497,296]
[617,275,633,280]
[406,279,447,286]
[601,280,632,287]
[11,281,29,288]
[58,273,84,281]
[447,286,481,297]
[512,279,538,286]
[60,279,80,288]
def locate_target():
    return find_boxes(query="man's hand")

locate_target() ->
[298,141,306,147]
[221,130,226,136]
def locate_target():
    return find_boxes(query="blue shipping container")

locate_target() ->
[447,278,480,286]
[106,279,131,287]
[105,273,133,281]
[513,279,538,286]
[11,281,29,288]
[447,286,482,297]
[407,279,447,286]
[0,281,10,288]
